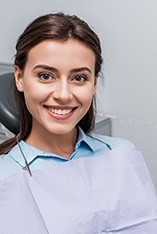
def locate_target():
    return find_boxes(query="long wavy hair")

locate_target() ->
[0,12,103,154]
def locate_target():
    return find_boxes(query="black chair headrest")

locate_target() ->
[0,73,20,135]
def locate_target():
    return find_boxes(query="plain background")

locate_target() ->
[0,0,157,190]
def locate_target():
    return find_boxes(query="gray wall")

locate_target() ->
[0,0,157,190]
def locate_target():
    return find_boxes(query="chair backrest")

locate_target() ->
[0,73,20,135]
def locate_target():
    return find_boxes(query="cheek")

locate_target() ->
[23,88,45,114]
[23,83,48,103]
[78,89,94,108]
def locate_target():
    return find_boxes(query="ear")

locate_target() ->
[14,66,24,92]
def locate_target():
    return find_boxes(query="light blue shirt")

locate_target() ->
[0,127,135,178]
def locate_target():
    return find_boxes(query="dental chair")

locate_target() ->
[0,72,20,135]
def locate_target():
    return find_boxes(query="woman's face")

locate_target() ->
[15,39,97,138]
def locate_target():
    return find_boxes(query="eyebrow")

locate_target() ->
[32,65,57,72]
[32,64,92,74]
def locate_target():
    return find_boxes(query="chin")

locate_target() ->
[46,126,76,136]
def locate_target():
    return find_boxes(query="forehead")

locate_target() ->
[26,39,96,71]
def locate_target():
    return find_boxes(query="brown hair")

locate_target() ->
[0,12,103,154]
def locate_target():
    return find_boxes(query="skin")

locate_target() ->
[14,39,97,158]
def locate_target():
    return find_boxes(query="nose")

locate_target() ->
[53,80,73,103]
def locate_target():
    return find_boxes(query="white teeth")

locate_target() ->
[48,108,72,115]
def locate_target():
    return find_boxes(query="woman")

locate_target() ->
[0,12,157,233]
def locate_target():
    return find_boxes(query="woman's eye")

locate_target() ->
[73,75,86,82]
[38,73,53,81]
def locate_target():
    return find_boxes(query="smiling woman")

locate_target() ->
[0,12,157,233]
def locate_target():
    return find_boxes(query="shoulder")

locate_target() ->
[0,150,21,179]
[89,133,136,150]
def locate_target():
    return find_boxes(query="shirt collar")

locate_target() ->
[76,127,95,151]
[8,141,48,167]
[8,127,94,167]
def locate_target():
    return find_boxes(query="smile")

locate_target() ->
[48,108,73,115]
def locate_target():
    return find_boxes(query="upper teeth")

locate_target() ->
[49,108,72,115]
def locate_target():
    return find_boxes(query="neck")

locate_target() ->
[25,126,78,159]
